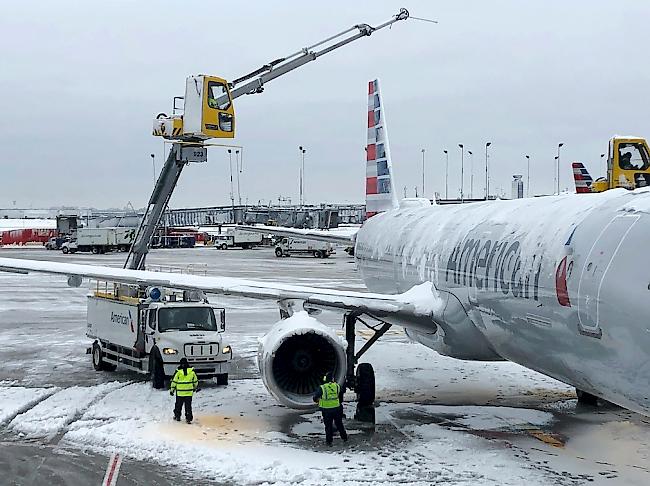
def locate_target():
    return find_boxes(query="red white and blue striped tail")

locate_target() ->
[366,79,398,219]
[572,162,593,193]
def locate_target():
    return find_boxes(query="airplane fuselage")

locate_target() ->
[354,189,650,415]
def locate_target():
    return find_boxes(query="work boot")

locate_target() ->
[173,416,181,422]
[186,419,192,424]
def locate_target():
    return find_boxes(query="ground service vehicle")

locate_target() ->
[87,283,231,387]
[573,136,650,193]
[45,236,68,250]
[275,237,334,258]
[63,227,135,254]
[215,228,263,250]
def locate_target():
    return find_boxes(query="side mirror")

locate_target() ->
[219,309,226,332]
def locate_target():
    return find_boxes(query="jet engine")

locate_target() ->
[258,311,347,409]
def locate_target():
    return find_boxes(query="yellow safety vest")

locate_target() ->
[319,382,340,409]
[170,367,198,397]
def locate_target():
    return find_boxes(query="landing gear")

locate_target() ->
[576,388,599,406]
[343,312,391,424]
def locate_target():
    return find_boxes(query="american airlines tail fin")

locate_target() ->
[365,79,399,219]
[572,162,593,193]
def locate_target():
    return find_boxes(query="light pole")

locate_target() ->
[458,144,464,203]
[150,153,156,187]
[485,142,491,200]
[227,149,235,220]
[554,156,559,195]
[235,149,242,205]
[443,150,449,199]
[468,150,473,199]
[298,146,306,206]
[525,155,530,197]
[600,153,606,180]
[421,148,426,198]
[556,143,564,194]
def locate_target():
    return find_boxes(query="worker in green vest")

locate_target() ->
[312,371,348,446]
[170,358,198,424]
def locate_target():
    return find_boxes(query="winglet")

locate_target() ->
[572,162,593,193]
[366,79,399,219]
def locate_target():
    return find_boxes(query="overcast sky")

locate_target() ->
[2,0,650,209]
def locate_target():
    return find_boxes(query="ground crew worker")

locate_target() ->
[312,371,348,446]
[170,358,198,424]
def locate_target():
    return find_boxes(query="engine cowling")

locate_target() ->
[258,311,347,409]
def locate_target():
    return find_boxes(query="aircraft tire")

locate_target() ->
[354,404,376,423]
[576,389,598,406]
[216,373,228,386]
[356,363,375,407]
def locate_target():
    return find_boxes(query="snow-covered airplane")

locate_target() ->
[2,80,650,420]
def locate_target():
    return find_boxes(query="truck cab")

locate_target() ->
[592,136,650,192]
[144,301,231,380]
[87,283,232,387]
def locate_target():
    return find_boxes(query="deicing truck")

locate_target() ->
[87,282,232,387]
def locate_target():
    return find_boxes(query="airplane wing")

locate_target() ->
[0,257,438,317]
[236,225,357,245]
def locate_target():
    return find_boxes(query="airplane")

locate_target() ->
[2,79,650,422]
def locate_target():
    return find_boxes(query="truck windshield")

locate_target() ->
[157,307,217,332]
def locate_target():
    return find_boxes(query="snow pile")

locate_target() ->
[620,187,650,213]
[396,281,443,315]
[10,382,124,438]
[0,386,56,425]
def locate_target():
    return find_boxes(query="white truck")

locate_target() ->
[87,284,232,387]
[62,227,136,254]
[274,237,334,258]
[214,228,263,250]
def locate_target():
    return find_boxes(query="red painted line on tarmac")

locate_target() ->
[102,453,122,486]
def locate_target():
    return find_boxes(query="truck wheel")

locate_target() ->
[216,373,228,386]
[91,246,99,254]
[275,247,283,257]
[62,246,69,254]
[313,250,321,258]
[150,354,166,389]
[356,363,375,407]
[92,344,112,371]
[220,243,228,250]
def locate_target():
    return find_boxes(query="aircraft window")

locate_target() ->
[618,143,649,171]
[207,81,231,111]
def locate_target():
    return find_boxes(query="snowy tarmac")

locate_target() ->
[1,246,650,485]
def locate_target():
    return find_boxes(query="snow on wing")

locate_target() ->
[0,257,436,317]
